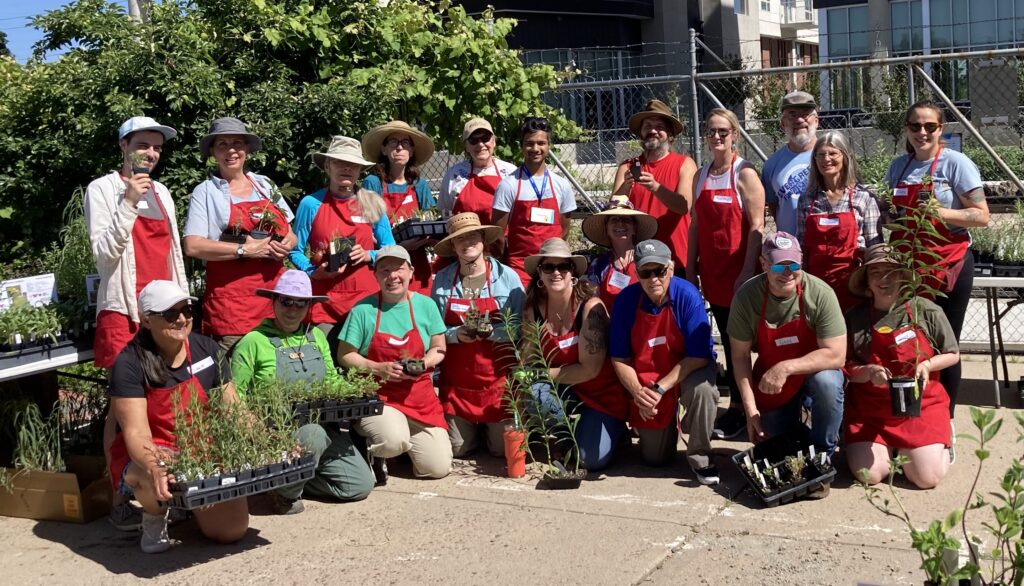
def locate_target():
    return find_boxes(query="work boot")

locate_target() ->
[370,455,389,486]
[108,501,143,532]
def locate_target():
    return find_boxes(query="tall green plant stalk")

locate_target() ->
[13,402,65,473]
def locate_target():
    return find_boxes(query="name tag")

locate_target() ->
[402,194,415,205]
[648,336,667,347]
[774,336,800,347]
[189,356,214,375]
[557,336,578,349]
[352,215,369,223]
[450,302,471,313]
[895,329,917,345]
[712,194,732,204]
[893,187,908,197]
[387,336,409,346]
[529,207,556,225]
[608,270,631,290]
[818,217,840,227]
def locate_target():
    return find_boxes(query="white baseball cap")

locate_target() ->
[118,116,178,141]
[139,280,196,315]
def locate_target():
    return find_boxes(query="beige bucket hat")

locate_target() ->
[524,238,588,277]
[361,121,435,164]
[312,136,375,170]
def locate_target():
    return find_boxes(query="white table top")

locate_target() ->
[973,277,1024,288]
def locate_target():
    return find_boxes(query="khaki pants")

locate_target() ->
[354,406,452,479]
[636,363,719,470]
[214,334,244,358]
[446,415,506,458]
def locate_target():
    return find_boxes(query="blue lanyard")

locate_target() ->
[520,167,549,201]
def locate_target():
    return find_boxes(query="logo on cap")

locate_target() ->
[775,236,793,249]
[643,244,655,252]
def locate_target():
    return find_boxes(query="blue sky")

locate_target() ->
[1,0,128,62]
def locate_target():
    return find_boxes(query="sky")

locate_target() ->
[1,0,129,62]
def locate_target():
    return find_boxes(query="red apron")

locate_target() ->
[542,302,630,421]
[108,343,208,489]
[598,254,638,314]
[695,156,748,308]
[627,295,685,429]
[94,189,173,368]
[845,303,951,448]
[380,182,432,295]
[203,181,287,337]
[452,162,502,225]
[804,186,860,311]
[308,192,379,324]
[503,168,563,288]
[627,153,691,268]
[438,263,511,423]
[891,147,970,293]
[752,280,820,412]
[367,294,447,429]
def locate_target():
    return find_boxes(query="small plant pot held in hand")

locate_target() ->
[888,377,922,417]
[328,237,355,272]
[398,358,426,377]
[474,321,494,339]
[503,425,527,478]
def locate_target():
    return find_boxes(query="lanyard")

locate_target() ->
[520,167,549,201]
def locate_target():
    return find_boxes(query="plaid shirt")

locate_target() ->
[796,184,883,251]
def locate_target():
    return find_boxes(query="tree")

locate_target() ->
[0,31,10,59]
[0,0,575,258]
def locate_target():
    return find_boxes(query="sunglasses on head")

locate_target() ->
[275,296,311,309]
[522,117,551,133]
[539,262,575,274]
[466,133,493,146]
[705,128,731,139]
[638,266,669,280]
[148,304,193,322]
[769,262,801,273]
[906,122,941,133]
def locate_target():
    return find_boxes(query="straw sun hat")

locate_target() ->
[581,195,659,247]
[524,238,588,277]
[361,121,435,164]
[433,213,503,258]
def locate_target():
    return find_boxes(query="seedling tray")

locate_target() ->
[0,335,92,372]
[165,454,316,510]
[291,397,385,425]
[392,219,447,243]
[732,431,835,507]
[973,263,993,277]
[994,264,1024,278]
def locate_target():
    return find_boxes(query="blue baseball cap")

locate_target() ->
[118,116,177,141]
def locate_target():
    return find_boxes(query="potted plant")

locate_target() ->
[248,205,282,241]
[392,208,448,243]
[327,234,355,272]
[219,218,247,245]
[732,430,835,506]
[397,354,426,377]
[129,151,151,176]
[259,368,383,425]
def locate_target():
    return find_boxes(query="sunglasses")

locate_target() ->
[539,262,575,274]
[275,296,311,309]
[906,122,941,133]
[705,128,732,139]
[384,138,414,149]
[466,133,493,146]
[769,262,801,273]
[148,304,193,322]
[522,117,551,132]
[638,266,669,280]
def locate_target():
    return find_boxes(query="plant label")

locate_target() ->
[221,477,236,485]
[809,445,816,459]
[743,454,753,469]
[529,207,555,225]
[608,270,631,289]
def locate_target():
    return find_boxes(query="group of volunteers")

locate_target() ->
[83,86,987,553]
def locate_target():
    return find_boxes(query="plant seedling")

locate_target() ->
[398,357,426,376]
[129,152,151,175]
[328,236,355,271]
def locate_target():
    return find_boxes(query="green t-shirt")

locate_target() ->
[727,272,846,344]
[845,297,957,364]
[231,319,339,398]
[338,292,445,356]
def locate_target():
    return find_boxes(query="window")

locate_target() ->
[931,0,1024,51]
[826,6,870,57]
[890,1,923,53]
[761,0,770,13]
[736,0,748,16]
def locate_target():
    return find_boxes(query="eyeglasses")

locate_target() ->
[813,151,843,161]
[769,262,801,274]
[539,262,575,274]
[148,304,193,322]
[906,122,941,133]
[705,128,732,139]
[384,138,414,149]
[638,266,669,280]
[466,133,493,146]
[275,297,311,309]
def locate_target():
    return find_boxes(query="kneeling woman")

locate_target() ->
[844,244,957,489]
[522,238,630,471]
[108,281,247,554]
[231,270,375,514]
[338,246,452,480]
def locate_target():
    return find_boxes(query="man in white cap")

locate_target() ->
[85,116,188,531]
[762,91,819,234]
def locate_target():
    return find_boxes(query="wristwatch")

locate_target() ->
[236,244,245,258]
[650,382,667,396]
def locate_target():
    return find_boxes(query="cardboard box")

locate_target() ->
[0,468,111,523]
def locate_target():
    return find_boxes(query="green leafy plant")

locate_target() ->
[57,363,109,456]
[13,402,65,473]
[0,300,62,347]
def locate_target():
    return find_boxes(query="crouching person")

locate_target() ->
[338,246,452,482]
[108,281,248,553]
[231,270,375,514]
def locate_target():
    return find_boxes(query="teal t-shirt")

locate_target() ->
[338,292,445,355]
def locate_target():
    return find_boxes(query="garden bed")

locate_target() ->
[165,453,316,510]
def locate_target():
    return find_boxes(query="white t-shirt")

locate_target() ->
[438,159,518,213]
[694,157,752,208]
[492,168,577,215]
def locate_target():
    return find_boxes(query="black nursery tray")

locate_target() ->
[974,263,993,277]
[392,219,447,244]
[732,432,836,507]
[994,264,1024,278]
[291,397,385,426]
[0,335,92,372]
[165,454,316,510]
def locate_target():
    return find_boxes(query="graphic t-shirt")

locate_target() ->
[762,146,813,234]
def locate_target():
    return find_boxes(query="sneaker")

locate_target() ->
[694,464,720,486]
[269,491,305,515]
[370,455,389,486]
[108,501,143,532]
[167,507,190,526]
[806,481,831,500]
[140,511,171,554]
[712,409,746,440]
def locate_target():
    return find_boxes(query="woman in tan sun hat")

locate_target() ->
[430,212,525,458]
[521,238,630,472]
[288,136,394,341]
[362,120,437,295]
[582,194,658,314]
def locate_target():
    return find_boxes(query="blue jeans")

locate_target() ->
[528,383,627,471]
[758,369,844,454]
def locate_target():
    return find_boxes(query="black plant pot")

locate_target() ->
[249,230,270,240]
[400,358,426,376]
[888,377,922,417]
[537,468,587,490]
[132,164,152,176]
[218,231,247,244]
[328,237,355,272]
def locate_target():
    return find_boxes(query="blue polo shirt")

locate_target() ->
[609,276,715,361]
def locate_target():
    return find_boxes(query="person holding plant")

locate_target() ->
[231,270,375,514]
[431,213,525,458]
[609,239,720,483]
[439,118,518,224]
[183,117,298,355]
[582,194,659,314]
[796,130,883,311]
[686,108,765,442]
[337,246,451,482]
[289,136,395,347]
[362,120,437,295]
[492,117,577,288]
[107,280,248,553]
[885,100,989,417]
[843,244,956,489]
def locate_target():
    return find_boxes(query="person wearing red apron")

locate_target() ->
[581,195,658,315]
[338,246,451,481]
[107,280,248,553]
[607,239,720,482]
[615,99,699,270]
[492,117,576,288]
[802,185,860,311]
[430,213,523,458]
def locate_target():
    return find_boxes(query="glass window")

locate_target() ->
[972,0,998,46]
[761,0,770,13]
[931,0,951,48]
[891,2,910,52]
[910,1,923,50]
[952,0,969,49]
[1016,0,1024,42]
[849,6,870,55]
[736,0,747,15]
[827,8,849,57]
[998,0,1014,43]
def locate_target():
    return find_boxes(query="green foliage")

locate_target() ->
[247,367,380,404]
[962,145,1024,183]
[58,363,109,456]
[0,299,62,346]
[0,31,10,60]
[13,403,65,473]
[858,151,893,186]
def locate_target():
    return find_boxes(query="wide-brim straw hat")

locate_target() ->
[312,136,375,170]
[524,238,588,277]
[628,99,684,137]
[200,117,263,160]
[434,212,503,258]
[581,195,659,247]
[848,243,907,298]
[361,121,435,165]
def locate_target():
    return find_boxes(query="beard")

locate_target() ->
[785,125,816,149]
[643,136,671,155]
